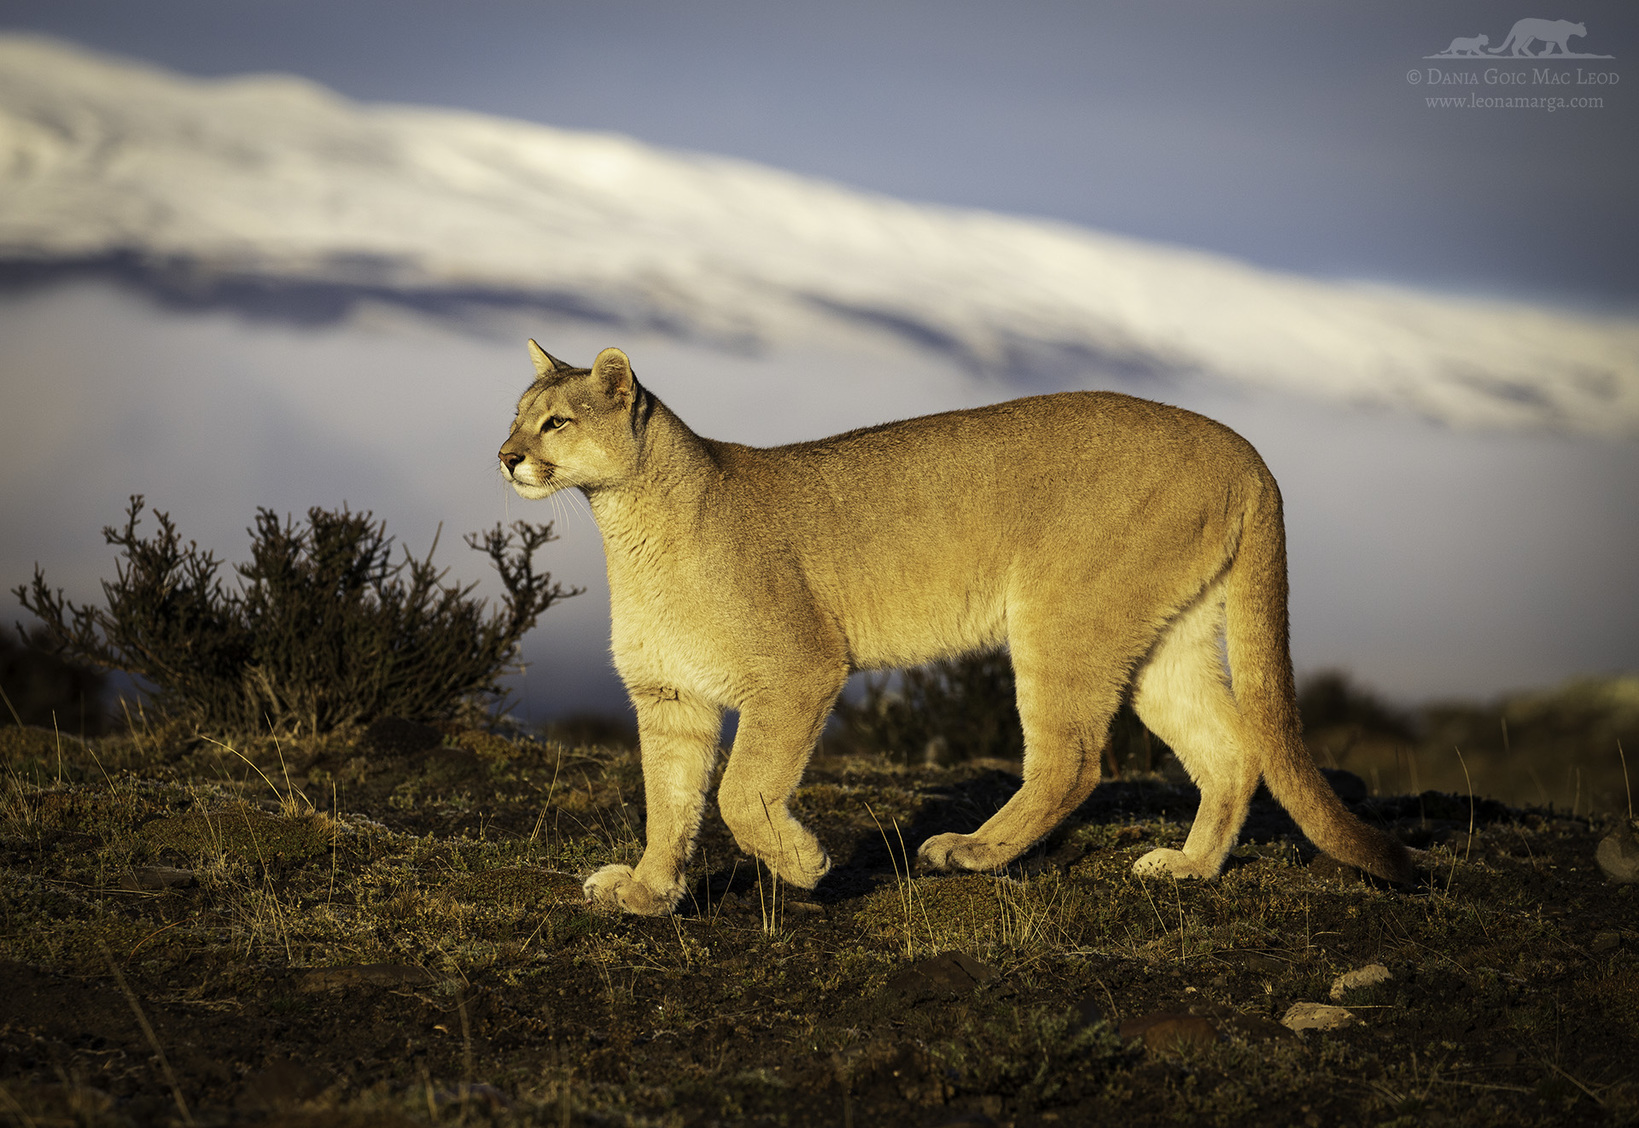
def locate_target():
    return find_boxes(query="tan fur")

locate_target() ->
[499,342,1414,914]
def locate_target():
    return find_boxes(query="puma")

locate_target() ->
[1440,34,1489,56]
[1489,18,1586,56]
[498,343,1414,914]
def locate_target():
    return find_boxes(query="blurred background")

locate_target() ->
[1,2,1635,808]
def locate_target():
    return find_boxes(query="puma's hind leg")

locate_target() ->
[1130,589,1261,880]
[918,642,1118,873]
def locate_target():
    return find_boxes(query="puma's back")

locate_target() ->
[702,392,1266,671]
[500,344,1415,915]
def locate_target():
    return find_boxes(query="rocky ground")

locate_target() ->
[2,718,1636,1127]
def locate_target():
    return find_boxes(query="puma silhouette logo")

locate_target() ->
[1440,34,1489,57]
[1488,18,1587,56]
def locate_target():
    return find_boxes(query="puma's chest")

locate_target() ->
[601,534,752,693]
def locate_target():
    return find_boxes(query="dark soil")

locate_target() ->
[2,722,1635,1126]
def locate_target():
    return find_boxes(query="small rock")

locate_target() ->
[120,866,196,891]
[1330,963,1393,1001]
[1118,1011,1220,1054]
[1595,820,1639,884]
[1281,1002,1358,1033]
[1591,930,1621,954]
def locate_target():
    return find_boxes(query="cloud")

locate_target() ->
[3,33,1637,436]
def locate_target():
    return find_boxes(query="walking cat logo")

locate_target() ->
[1439,34,1489,57]
[1426,18,1613,59]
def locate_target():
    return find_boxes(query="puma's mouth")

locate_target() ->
[506,462,554,487]
[504,461,557,499]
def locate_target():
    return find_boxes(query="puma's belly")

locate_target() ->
[844,590,1008,670]
[831,539,1011,670]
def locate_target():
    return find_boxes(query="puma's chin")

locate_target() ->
[507,479,558,500]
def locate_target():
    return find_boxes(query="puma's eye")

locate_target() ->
[540,416,567,433]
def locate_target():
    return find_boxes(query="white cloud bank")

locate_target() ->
[5,279,1636,714]
[3,33,1637,435]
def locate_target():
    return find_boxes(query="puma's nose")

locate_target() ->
[500,451,524,473]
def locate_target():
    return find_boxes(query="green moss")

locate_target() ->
[0,908,157,965]
[0,724,113,787]
[0,724,88,764]
[133,804,335,862]
[853,871,1095,962]
[448,865,584,906]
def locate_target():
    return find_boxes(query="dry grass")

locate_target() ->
[0,716,1635,1126]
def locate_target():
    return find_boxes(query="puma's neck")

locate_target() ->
[584,395,717,549]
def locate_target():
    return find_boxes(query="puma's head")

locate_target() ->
[498,341,641,499]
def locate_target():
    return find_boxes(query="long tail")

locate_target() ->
[1224,476,1415,884]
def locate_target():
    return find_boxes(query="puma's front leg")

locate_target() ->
[583,689,722,915]
[716,681,842,889]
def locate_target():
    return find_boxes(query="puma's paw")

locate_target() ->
[728,819,833,890]
[1132,847,1214,880]
[917,832,1013,873]
[770,842,832,890]
[582,864,676,916]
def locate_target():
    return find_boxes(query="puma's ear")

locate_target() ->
[527,339,569,378]
[591,347,636,407]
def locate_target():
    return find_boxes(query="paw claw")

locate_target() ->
[582,863,677,916]
[1132,847,1213,880]
[917,832,1015,873]
[771,845,831,890]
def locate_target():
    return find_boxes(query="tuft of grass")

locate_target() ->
[865,802,930,957]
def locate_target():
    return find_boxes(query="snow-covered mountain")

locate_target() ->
[3,33,1636,434]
